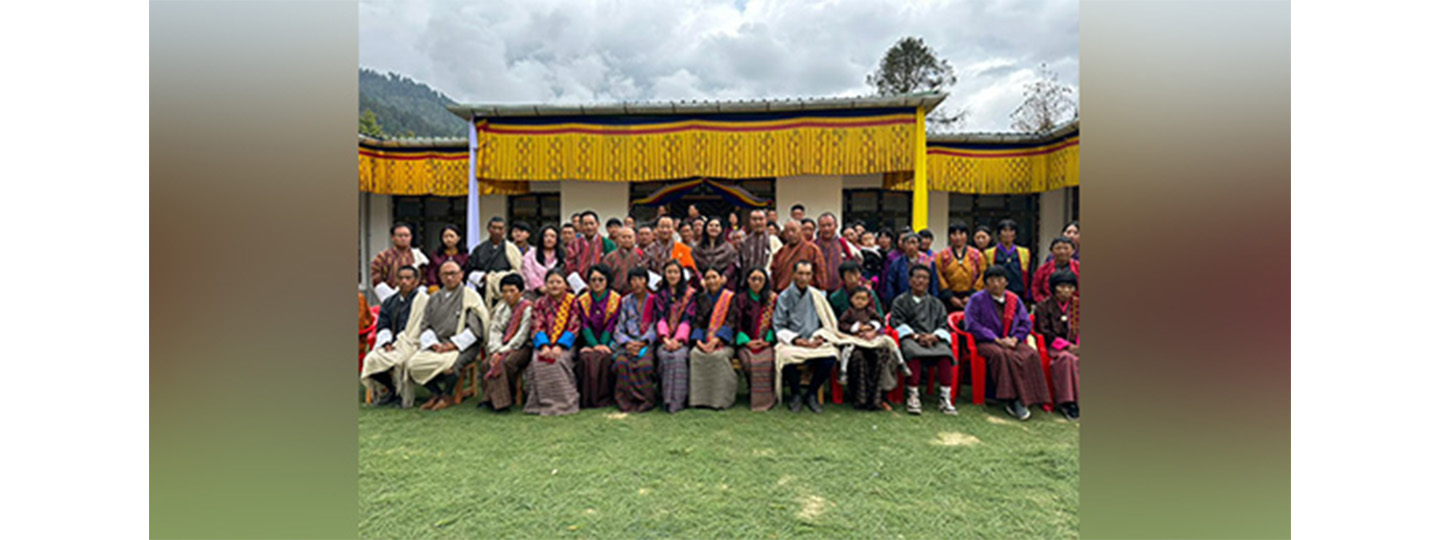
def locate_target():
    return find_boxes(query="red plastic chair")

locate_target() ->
[947,312,987,405]
[358,305,380,371]
[885,313,961,406]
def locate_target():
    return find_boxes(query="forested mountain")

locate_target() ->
[359,68,467,138]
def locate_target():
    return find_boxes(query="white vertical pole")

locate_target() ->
[466,116,481,251]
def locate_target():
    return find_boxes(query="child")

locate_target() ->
[858,232,884,288]
[836,288,910,409]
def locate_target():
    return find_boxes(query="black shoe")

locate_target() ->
[788,394,804,413]
[1061,402,1079,420]
[372,392,400,408]
[476,401,492,410]
[1006,399,1032,421]
[805,393,824,414]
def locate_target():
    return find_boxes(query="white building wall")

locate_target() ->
[776,174,843,226]
[361,192,394,296]
[928,195,950,251]
[1037,188,1067,254]
[478,194,507,223]
[559,181,629,223]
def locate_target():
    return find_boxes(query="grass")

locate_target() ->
[359,388,1078,539]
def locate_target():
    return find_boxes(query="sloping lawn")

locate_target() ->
[359,391,1078,539]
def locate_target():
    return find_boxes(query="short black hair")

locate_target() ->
[511,221,532,233]
[908,265,931,278]
[948,221,970,235]
[801,218,816,227]
[1049,269,1078,290]
[975,225,993,236]
[983,266,1007,280]
[1049,237,1076,250]
[793,259,815,272]
[790,203,805,213]
[997,219,1019,232]
[488,215,505,225]
[918,229,934,240]
[701,264,726,278]
[561,223,576,230]
[398,265,419,278]
[390,222,413,236]
[588,263,612,285]
[606,217,623,228]
[627,266,649,284]
[580,210,599,222]
[500,273,525,291]
[878,228,895,240]
[838,260,862,277]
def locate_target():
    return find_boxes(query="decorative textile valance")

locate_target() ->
[885,128,1079,194]
[473,107,919,182]
[631,177,770,208]
[358,139,528,196]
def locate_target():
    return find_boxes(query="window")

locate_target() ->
[948,193,1040,254]
[392,196,466,254]
[843,189,912,233]
[507,193,561,232]
[1066,187,1080,222]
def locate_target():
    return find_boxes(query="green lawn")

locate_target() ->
[359,390,1078,539]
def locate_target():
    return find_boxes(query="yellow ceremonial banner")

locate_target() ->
[358,141,528,196]
[473,110,919,182]
[886,129,1079,194]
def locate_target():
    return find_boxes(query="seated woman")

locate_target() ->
[1034,269,1080,420]
[522,269,581,416]
[836,287,900,411]
[654,259,696,413]
[964,266,1051,421]
[575,264,621,409]
[688,265,739,410]
[613,267,659,412]
[733,267,778,412]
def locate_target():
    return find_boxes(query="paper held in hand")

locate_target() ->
[566,272,588,294]
[648,270,662,290]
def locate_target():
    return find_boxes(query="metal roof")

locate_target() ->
[445,91,948,119]
[926,118,1078,143]
[358,134,467,147]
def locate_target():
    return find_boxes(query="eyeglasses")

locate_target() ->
[589,276,606,283]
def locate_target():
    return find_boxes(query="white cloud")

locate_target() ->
[359,0,1078,131]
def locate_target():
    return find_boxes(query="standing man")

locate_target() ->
[890,265,958,415]
[405,261,489,411]
[812,212,856,292]
[881,233,939,306]
[635,223,655,252]
[566,210,612,276]
[370,222,429,290]
[964,266,1051,420]
[360,265,429,407]
[916,229,936,264]
[605,217,624,246]
[935,222,987,312]
[643,215,697,276]
[600,226,646,293]
[772,260,839,414]
[789,204,806,223]
[560,223,577,250]
[984,219,1032,302]
[770,220,829,292]
[463,216,523,308]
[737,209,774,277]
[478,274,532,411]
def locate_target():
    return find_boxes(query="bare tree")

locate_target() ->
[1010,63,1078,133]
[867,36,969,130]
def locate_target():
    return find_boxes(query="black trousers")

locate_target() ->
[782,357,836,398]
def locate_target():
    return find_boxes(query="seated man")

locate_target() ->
[772,260,840,414]
[688,265,740,410]
[359,265,428,407]
[404,261,489,411]
[1034,269,1080,420]
[964,266,1052,420]
[478,274,532,412]
[890,265,958,416]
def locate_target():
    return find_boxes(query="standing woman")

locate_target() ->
[692,217,738,290]
[654,259,696,413]
[1049,221,1080,261]
[574,264,622,408]
[972,225,994,253]
[523,269,581,416]
[733,267,778,411]
[522,225,564,297]
[613,267,659,412]
[425,224,470,293]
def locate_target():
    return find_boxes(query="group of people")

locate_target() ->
[361,203,1080,421]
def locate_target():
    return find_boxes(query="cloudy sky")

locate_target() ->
[359,0,1077,132]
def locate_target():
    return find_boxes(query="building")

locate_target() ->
[358,92,1077,285]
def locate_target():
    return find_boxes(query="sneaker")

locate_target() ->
[905,387,922,415]
[1006,399,1031,421]
[1061,402,1080,420]
[938,387,958,416]
[805,393,824,414]
[788,394,804,413]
